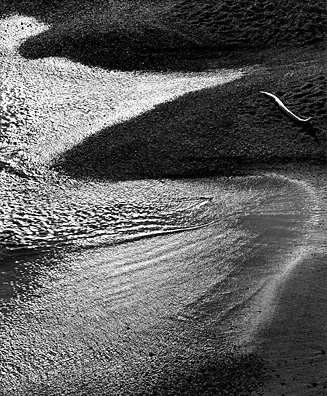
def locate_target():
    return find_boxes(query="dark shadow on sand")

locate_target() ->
[18,25,212,72]
[3,0,222,72]
[3,0,209,72]
[52,83,251,181]
[3,0,327,71]
[52,68,326,181]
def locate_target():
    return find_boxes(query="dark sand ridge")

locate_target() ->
[2,0,326,71]
[1,0,327,395]
[54,48,326,180]
[2,0,326,178]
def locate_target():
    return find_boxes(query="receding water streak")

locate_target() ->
[0,173,321,395]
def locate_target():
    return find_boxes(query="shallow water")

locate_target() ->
[0,172,319,394]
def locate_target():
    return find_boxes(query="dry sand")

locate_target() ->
[1,1,326,395]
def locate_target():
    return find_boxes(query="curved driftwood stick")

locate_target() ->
[260,91,312,125]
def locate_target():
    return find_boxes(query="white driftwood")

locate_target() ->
[260,91,312,124]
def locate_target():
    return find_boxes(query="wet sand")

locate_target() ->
[2,171,324,395]
[0,168,325,395]
[1,1,326,395]
[260,252,326,395]
[254,165,327,396]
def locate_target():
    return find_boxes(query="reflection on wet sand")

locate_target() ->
[0,173,319,395]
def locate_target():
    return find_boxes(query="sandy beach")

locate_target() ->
[1,1,326,395]
[246,165,327,396]
[260,252,326,396]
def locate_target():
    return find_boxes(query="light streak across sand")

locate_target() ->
[260,91,312,124]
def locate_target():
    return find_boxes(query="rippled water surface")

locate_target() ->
[0,173,321,395]
[0,175,262,254]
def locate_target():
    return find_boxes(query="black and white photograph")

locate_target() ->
[0,1,326,395]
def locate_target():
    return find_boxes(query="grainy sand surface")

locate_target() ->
[1,1,326,395]
[244,165,327,396]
